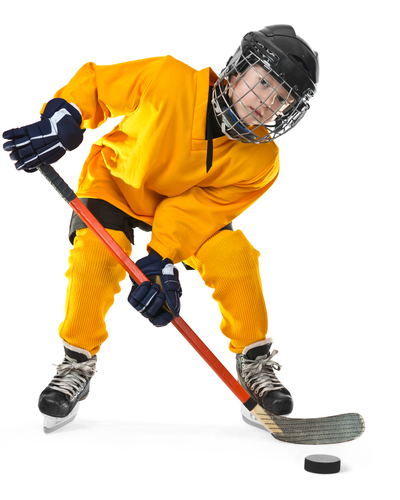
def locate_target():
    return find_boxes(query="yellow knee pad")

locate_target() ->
[185,230,268,353]
[59,228,132,356]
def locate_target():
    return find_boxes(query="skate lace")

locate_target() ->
[241,349,284,397]
[48,355,97,399]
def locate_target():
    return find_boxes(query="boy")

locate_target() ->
[3,25,319,432]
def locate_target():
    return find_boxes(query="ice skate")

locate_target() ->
[38,343,97,433]
[236,338,293,431]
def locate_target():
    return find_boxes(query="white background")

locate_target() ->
[0,1,398,498]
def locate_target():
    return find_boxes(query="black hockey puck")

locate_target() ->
[304,455,341,474]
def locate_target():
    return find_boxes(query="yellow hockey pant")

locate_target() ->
[59,228,267,356]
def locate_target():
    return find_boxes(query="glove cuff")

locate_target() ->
[43,98,83,127]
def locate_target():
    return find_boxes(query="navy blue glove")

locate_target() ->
[128,255,182,327]
[3,98,84,173]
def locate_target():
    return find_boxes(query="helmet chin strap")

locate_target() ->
[221,107,259,142]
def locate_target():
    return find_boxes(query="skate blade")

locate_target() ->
[42,402,80,434]
[241,404,271,433]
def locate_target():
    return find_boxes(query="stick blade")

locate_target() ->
[249,404,365,445]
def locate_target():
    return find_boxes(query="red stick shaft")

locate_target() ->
[69,197,251,405]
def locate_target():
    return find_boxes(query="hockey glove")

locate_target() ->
[128,254,182,327]
[3,98,84,173]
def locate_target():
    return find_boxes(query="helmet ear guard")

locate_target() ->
[212,25,319,144]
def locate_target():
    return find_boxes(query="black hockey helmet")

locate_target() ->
[212,25,319,143]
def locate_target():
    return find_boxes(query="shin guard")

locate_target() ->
[58,228,132,356]
[184,230,268,353]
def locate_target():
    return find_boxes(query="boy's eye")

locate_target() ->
[260,78,270,88]
[260,79,286,101]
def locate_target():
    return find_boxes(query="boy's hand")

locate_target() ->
[128,254,182,327]
[3,98,84,173]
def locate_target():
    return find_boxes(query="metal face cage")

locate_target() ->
[212,50,315,144]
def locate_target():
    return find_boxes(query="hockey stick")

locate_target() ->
[37,164,365,445]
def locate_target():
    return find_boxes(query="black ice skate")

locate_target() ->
[236,339,293,431]
[38,343,97,433]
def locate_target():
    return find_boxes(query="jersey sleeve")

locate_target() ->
[42,57,166,129]
[148,166,279,263]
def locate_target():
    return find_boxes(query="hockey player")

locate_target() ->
[3,25,319,432]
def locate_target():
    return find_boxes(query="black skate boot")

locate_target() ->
[236,339,293,430]
[38,342,97,433]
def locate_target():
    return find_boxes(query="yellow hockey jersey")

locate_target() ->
[51,56,280,263]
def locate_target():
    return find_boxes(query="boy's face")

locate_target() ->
[229,65,296,126]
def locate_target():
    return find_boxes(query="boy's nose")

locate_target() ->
[260,95,273,109]
[261,91,278,110]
